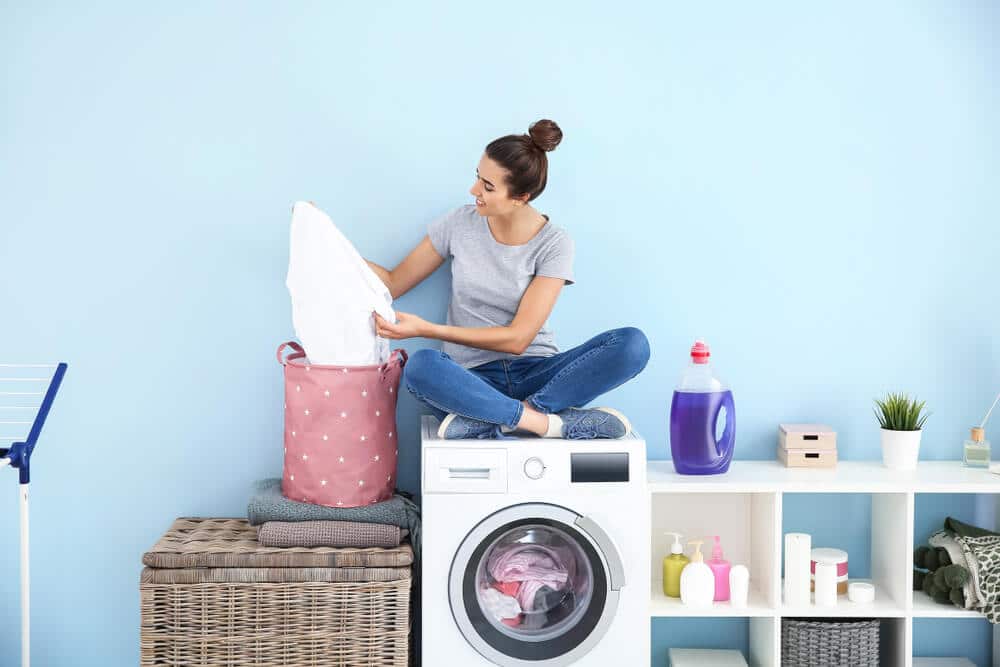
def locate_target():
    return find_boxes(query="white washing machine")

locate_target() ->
[421,415,650,666]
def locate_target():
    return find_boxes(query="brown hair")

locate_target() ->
[485,119,562,202]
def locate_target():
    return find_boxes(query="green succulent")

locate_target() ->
[874,392,930,431]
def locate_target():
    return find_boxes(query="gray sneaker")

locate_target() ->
[438,414,497,440]
[558,407,632,440]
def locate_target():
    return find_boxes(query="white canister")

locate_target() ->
[729,565,749,608]
[814,562,838,606]
[848,581,876,604]
[784,533,811,606]
[811,548,848,595]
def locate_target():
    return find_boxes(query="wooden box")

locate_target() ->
[778,424,837,468]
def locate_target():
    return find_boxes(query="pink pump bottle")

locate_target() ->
[707,535,732,601]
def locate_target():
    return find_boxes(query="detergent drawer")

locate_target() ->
[423,447,508,494]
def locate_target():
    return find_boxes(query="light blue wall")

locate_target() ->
[1,2,997,664]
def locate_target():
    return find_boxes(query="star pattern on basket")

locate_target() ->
[282,354,403,508]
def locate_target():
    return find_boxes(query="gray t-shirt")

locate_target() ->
[428,205,575,369]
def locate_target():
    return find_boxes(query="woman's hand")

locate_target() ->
[374,311,432,340]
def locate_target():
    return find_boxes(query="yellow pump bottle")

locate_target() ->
[662,532,690,598]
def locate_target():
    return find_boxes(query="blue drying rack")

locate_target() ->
[0,363,67,667]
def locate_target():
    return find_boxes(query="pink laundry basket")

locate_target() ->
[277,341,407,508]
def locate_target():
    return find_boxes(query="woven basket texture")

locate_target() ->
[140,517,411,666]
[781,618,880,667]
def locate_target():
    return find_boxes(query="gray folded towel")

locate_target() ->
[247,478,421,561]
[258,520,407,548]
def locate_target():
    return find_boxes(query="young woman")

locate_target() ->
[365,119,649,440]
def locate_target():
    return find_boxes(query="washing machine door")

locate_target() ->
[448,502,625,666]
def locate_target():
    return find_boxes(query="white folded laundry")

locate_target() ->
[286,201,396,366]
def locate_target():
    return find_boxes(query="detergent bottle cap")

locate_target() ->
[688,540,705,563]
[666,532,684,555]
[690,340,711,365]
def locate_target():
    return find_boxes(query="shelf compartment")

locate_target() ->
[912,492,996,620]
[912,618,992,667]
[650,491,780,614]
[781,492,910,614]
[651,617,776,667]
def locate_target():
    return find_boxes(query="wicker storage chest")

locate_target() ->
[140,518,412,666]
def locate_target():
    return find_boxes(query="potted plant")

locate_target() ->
[874,392,930,470]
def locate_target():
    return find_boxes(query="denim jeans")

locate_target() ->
[403,327,650,438]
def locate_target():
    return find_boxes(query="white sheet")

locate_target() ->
[286,201,395,366]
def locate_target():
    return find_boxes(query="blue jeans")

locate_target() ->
[403,327,650,438]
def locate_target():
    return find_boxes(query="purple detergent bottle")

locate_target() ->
[670,340,736,475]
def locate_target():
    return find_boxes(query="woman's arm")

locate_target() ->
[422,275,566,354]
[366,236,444,300]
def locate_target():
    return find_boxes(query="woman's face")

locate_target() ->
[469,154,525,217]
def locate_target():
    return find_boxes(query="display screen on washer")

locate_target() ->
[570,452,629,483]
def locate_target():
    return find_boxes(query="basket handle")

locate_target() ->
[276,341,306,366]
[379,348,408,380]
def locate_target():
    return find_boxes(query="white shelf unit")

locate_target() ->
[648,460,1000,667]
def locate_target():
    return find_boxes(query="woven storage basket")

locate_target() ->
[781,617,879,667]
[140,518,411,667]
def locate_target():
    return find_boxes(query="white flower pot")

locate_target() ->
[880,428,922,470]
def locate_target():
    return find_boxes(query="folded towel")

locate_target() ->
[248,478,421,562]
[258,520,406,548]
[929,529,978,609]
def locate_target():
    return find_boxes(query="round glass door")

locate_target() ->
[448,503,622,666]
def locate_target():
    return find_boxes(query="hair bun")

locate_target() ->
[528,119,562,152]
